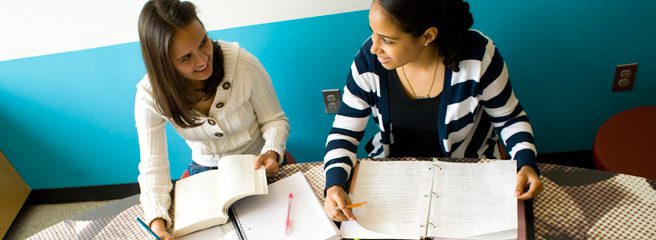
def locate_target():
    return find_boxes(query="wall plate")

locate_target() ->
[613,63,638,92]
[321,89,341,114]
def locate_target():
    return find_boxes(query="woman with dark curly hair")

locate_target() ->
[323,0,543,221]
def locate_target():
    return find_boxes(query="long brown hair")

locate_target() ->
[138,0,224,128]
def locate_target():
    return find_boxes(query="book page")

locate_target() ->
[174,170,226,237]
[427,160,517,239]
[216,154,268,211]
[340,160,434,239]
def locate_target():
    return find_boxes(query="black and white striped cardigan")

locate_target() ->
[324,30,538,190]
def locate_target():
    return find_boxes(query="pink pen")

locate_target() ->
[285,192,293,235]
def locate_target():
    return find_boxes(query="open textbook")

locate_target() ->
[340,159,519,239]
[173,154,268,238]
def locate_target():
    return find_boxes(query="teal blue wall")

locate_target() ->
[469,0,656,153]
[1,2,655,189]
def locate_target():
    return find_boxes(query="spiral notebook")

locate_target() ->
[230,172,340,240]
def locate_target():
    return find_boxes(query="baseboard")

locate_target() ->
[537,150,595,169]
[26,183,141,205]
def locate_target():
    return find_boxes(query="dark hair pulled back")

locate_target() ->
[376,0,473,71]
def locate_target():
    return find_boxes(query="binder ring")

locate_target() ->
[430,165,442,170]
[425,191,438,198]
[419,223,437,232]
[419,223,437,229]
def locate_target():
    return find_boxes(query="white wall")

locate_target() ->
[0,0,369,61]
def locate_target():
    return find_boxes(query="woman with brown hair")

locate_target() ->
[135,0,289,238]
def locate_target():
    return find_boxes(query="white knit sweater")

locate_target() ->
[134,41,289,227]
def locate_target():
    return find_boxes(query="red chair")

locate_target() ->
[180,152,296,179]
[593,106,656,179]
[498,141,509,160]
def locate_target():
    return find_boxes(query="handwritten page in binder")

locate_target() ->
[340,159,518,240]
[428,160,517,239]
[345,161,434,238]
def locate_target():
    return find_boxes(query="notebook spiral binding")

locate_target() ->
[228,206,247,240]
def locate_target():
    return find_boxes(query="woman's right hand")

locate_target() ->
[323,185,355,222]
[150,218,174,240]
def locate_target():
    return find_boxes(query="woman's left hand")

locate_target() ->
[254,150,280,176]
[515,165,544,200]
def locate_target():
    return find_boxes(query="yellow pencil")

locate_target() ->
[333,202,368,212]
[345,202,368,209]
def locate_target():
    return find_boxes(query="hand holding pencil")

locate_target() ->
[137,217,172,240]
[332,202,368,211]
[324,185,360,222]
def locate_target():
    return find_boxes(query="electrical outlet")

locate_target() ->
[613,63,638,92]
[322,89,341,114]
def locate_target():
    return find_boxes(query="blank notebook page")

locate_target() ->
[231,172,339,240]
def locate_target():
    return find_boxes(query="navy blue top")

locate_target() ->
[388,70,443,158]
